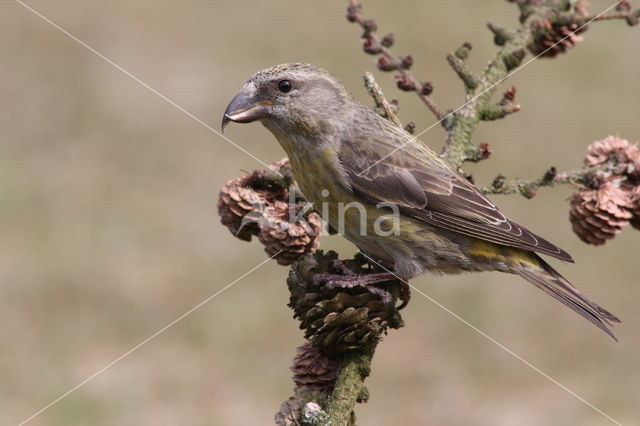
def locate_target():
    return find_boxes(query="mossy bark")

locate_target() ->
[323,345,375,426]
[442,34,528,168]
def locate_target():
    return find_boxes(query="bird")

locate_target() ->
[222,63,620,340]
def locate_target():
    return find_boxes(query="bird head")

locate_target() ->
[222,63,351,136]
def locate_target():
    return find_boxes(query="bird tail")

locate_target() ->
[513,254,620,341]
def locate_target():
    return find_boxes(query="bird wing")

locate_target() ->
[337,121,574,262]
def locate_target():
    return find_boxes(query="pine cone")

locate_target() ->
[258,203,322,266]
[574,0,589,17]
[218,158,321,265]
[275,397,303,426]
[629,186,640,230]
[569,181,635,245]
[275,399,329,426]
[288,251,404,354]
[585,135,640,182]
[528,19,587,58]
[291,341,338,391]
[218,180,264,241]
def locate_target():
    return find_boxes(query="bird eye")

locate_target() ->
[277,80,292,93]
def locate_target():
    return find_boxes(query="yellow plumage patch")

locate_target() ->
[469,239,540,267]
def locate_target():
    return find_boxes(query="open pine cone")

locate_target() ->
[585,135,640,182]
[288,251,405,354]
[218,158,322,265]
[528,18,588,58]
[629,186,640,230]
[258,203,323,266]
[274,397,303,426]
[291,341,338,391]
[570,136,640,244]
[569,181,635,245]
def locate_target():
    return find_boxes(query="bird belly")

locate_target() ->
[303,182,476,279]
[285,149,484,279]
[340,212,478,278]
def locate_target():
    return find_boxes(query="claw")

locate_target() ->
[312,272,399,305]
[397,281,411,310]
[364,286,393,305]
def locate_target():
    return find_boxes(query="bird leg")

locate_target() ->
[312,258,412,308]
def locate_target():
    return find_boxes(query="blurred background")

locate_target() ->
[1,0,638,425]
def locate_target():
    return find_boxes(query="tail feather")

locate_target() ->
[515,255,620,341]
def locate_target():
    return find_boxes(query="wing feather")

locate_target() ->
[338,118,573,262]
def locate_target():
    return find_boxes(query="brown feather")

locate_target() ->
[339,113,574,262]
[516,256,619,340]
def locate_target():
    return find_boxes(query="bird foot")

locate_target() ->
[312,271,399,304]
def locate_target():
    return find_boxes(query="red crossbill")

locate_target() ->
[222,63,619,339]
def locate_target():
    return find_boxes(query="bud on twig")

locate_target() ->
[395,73,416,91]
[626,11,639,27]
[503,48,525,70]
[501,86,517,103]
[543,166,558,184]
[362,38,381,54]
[346,4,361,22]
[478,142,492,160]
[400,55,414,70]
[404,121,416,134]
[361,19,377,33]
[454,42,473,60]
[376,56,397,71]
[487,22,515,45]
[420,81,434,96]
[380,33,395,47]
[616,1,632,12]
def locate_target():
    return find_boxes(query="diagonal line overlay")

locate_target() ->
[12,0,626,424]
[17,252,282,425]
[357,251,622,426]
[14,0,282,177]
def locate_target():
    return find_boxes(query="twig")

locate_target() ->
[346,0,445,122]
[479,164,626,198]
[446,43,479,92]
[363,72,403,127]
[589,9,640,24]
[348,0,638,170]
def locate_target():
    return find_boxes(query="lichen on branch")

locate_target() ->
[480,165,612,198]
